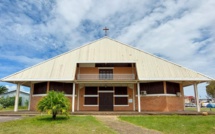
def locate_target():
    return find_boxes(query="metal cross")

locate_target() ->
[103,27,109,36]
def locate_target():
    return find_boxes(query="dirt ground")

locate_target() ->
[95,115,162,134]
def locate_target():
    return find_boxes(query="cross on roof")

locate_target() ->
[103,27,109,36]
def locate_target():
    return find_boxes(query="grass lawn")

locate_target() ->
[185,107,215,112]
[0,106,28,111]
[119,115,215,134]
[0,115,116,134]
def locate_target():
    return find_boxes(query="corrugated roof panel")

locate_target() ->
[1,37,213,82]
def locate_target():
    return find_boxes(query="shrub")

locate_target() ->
[37,91,70,119]
[0,96,22,108]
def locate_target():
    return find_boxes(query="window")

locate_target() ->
[84,97,98,105]
[115,97,128,105]
[33,82,47,94]
[99,69,113,80]
[50,82,73,94]
[115,87,127,95]
[85,87,98,105]
[166,82,180,94]
[115,87,128,105]
[85,87,97,95]
[140,82,164,94]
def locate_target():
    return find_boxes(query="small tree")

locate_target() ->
[206,81,215,98]
[37,91,70,119]
[0,86,8,95]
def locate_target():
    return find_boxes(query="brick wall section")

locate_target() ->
[135,96,184,112]
[113,67,133,74]
[30,95,76,111]
[140,96,167,111]
[79,67,135,75]
[78,87,134,111]
[114,87,134,111]
[30,85,78,111]
[79,87,99,111]
[79,67,99,74]
[30,96,43,111]
[30,82,184,112]
[166,96,184,111]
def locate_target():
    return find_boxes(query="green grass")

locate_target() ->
[0,115,116,134]
[0,106,28,111]
[185,107,215,112]
[119,115,215,134]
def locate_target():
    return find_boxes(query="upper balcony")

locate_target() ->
[77,74,135,80]
[76,63,137,81]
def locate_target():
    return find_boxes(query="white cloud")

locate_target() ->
[0,0,215,97]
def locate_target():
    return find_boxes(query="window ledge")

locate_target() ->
[32,94,46,97]
[83,105,98,106]
[114,105,129,106]
[32,94,77,97]
[114,95,129,97]
[135,94,177,97]
[84,95,99,97]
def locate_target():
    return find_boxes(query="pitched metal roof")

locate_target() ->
[1,37,213,82]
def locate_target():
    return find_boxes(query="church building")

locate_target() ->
[1,37,213,112]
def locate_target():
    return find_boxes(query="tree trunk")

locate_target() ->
[52,113,56,120]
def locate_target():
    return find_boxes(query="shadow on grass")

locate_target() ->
[37,116,70,122]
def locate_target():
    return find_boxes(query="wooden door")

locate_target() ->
[99,93,113,111]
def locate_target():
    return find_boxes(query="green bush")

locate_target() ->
[37,91,70,119]
[0,104,3,110]
[0,96,22,108]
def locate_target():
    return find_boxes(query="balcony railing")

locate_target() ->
[77,74,135,80]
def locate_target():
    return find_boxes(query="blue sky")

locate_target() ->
[0,0,215,98]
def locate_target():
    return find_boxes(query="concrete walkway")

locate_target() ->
[96,116,162,134]
[0,116,22,122]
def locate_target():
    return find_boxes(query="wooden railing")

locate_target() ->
[77,74,135,80]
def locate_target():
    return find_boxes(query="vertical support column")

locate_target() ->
[180,83,185,111]
[28,83,33,111]
[14,83,21,112]
[77,86,80,111]
[163,81,167,94]
[133,86,135,111]
[137,83,141,112]
[72,83,76,113]
[194,83,200,112]
[47,82,50,93]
